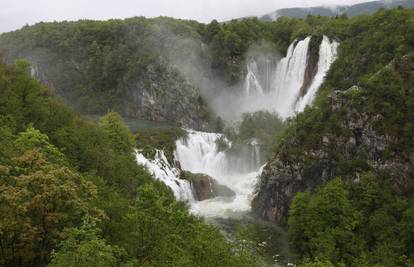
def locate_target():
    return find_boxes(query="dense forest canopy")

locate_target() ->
[0,5,414,267]
[1,8,414,124]
[253,8,414,267]
[0,59,261,266]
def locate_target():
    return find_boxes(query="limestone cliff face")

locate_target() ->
[121,60,210,130]
[0,21,212,130]
[253,73,414,223]
[25,55,209,130]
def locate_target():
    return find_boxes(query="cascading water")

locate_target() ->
[136,150,195,203]
[244,60,265,95]
[242,35,339,119]
[136,36,339,220]
[295,36,339,112]
[175,130,264,218]
[273,36,312,118]
[135,131,263,218]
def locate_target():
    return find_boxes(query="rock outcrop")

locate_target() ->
[181,171,235,201]
[253,68,414,223]
[122,59,210,129]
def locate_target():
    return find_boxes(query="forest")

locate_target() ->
[0,5,414,267]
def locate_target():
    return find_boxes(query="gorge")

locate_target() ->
[135,35,339,220]
[1,6,414,266]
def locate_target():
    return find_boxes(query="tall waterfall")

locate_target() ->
[243,35,339,119]
[273,36,312,118]
[295,36,339,111]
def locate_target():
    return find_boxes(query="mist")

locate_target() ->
[1,0,371,33]
[161,25,286,123]
[163,28,339,124]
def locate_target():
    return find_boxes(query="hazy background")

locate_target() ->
[1,0,371,33]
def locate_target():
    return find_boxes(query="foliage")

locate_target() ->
[0,60,257,266]
[1,7,414,267]
[0,136,99,266]
[260,10,414,267]
[274,35,414,266]
[289,174,414,266]
[123,183,255,266]
[288,179,361,265]
[298,258,336,267]
[225,111,285,160]
[1,9,414,117]
[0,17,204,116]
[135,127,187,161]
[48,217,122,267]
[99,112,136,155]
[215,135,230,152]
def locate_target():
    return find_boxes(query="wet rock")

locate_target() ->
[253,83,413,223]
[180,171,235,201]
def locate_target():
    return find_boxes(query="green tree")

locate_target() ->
[48,217,121,267]
[0,147,99,266]
[288,179,361,264]
[14,126,67,165]
[99,112,135,155]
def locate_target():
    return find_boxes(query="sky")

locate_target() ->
[0,0,371,33]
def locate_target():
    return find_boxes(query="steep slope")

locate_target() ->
[0,59,260,267]
[253,8,414,223]
[254,57,414,221]
[0,18,210,129]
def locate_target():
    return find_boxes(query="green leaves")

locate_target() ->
[99,112,135,155]
[289,173,414,266]
[0,146,100,266]
[49,217,121,267]
[288,179,361,264]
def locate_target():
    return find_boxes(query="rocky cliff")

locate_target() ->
[118,58,210,129]
[19,54,209,129]
[253,55,414,223]
[0,19,211,130]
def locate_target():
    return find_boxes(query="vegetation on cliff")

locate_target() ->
[0,59,258,266]
[1,6,414,267]
[253,8,414,266]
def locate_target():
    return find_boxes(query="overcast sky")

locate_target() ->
[0,0,370,33]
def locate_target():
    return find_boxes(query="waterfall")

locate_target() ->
[242,35,338,119]
[295,36,339,112]
[244,60,264,95]
[175,130,228,177]
[136,36,339,219]
[136,150,195,203]
[175,130,263,218]
[273,36,312,118]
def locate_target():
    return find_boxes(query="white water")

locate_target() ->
[136,36,338,219]
[136,150,195,203]
[244,60,265,95]
[295,36,339,111]
[242,35,339,119]
[175,130,263,218]
[135,131,263,218]
[273,36,312,118]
